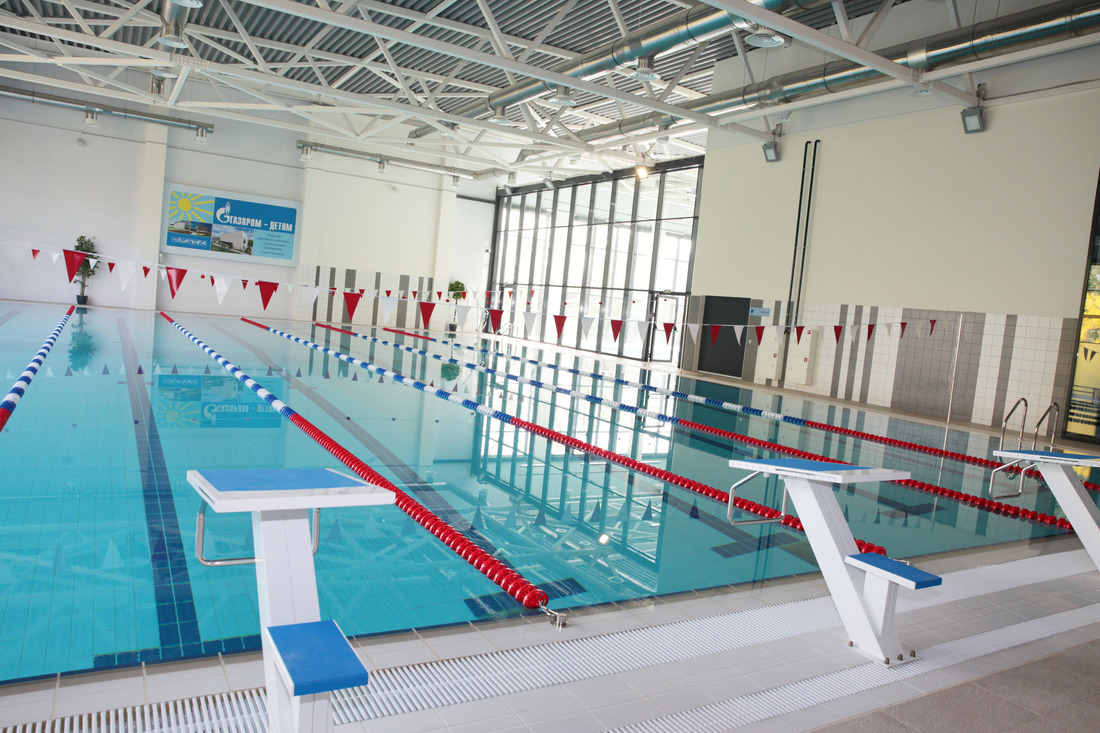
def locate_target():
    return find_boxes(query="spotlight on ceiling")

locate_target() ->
[378,159,387,174]
[156,22,188,49]
[83,109,98,127]
[744,29,790,48]
[487,106,512,125]
[169,0,203,7]
[762,141,780,163]
[507,171,517,185]
[151,67,179,80]
[548,85,577,107]
[194,127,207,144]
[911,86,933,97]
[961,106,986,133]
[635,162,651,179]
[299,144,312,162]
[773,111,791,124]
[630,56,661,82]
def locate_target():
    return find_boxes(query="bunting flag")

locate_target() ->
[142,265,151,278]
[929,319,937,336]
[165,267,188,298]
[257,281,279,311]
[241,279,249,290]
[418,300,436,327]
[411,290,417,299]
[385,289,392,297]
[663,322,675,343]
[436,291,443,301]
[488,308,503,333]
[795,325,805,344]
[213,274,230,305]
[755,325,766,344]
[884,323,892,338]
[609,319,623,341]
[343,291,362,320]
[357,288,365,296]
[63,249,87,283]
[522,311,539,337]
[50,251,60,264]
[833,325,844,343]
[104,261,114,273]
[553,314,567,340]
[732,325,745,346]
[300,286,320,309]
[867,324,876,341]
[634,320,648,343]
[379,296,397,323]
[160,269,166,281]
[116,262,135,292]
[710,324,722,344]
[686,323,700,344]
[507,290,513,299]
[900,321,908,339]
[455,304,471,325]
[31,248,40,260]
[485,291,492,305]
[579,316,595,338]
[86,258,98,272]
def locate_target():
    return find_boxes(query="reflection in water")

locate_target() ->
[67,315,97,372]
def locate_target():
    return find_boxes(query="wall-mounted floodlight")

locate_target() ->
[299,145,312,162]
[194,127,207,144]
[762,141,780,162]
[961,106,985,133]
[83,109,98,126]
[378,159,387,173]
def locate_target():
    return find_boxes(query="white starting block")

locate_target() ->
[187,468,395,733]
[729,458,941,665]
[993,450,1100,571]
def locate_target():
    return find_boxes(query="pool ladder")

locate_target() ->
[989,398,1060,498]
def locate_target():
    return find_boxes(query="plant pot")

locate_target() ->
[76,294,89,305]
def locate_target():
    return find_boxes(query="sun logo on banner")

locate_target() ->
[169,191,214,222]
[156,399,200,427]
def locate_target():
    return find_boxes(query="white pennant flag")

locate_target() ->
[687,323,700,344]
[299,286,320,308]
[213,276,230,305]
[523,311,539,337]
[579,316,595,338]
[50,251,60,264]
[116,261,135,292]
[379,296,398,323]
[159,269,167,281]
[285,283,295,294]
[635,320,649,342]
[86,258,98,271]
[455,304,471,325]
[884,323,893,338]
[732,325,745,346]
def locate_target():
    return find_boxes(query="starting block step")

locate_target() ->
[266,619,369,696]
[846,553,942,591]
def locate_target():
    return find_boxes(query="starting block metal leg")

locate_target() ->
[1033,463,1100,570]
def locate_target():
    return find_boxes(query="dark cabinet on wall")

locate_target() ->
[697,296,751,379]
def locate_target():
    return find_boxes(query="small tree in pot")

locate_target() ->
[447,280,466,336]
[73,235,99,305]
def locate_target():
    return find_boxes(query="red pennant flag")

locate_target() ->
[210,276,215,286]
[710,324,722,344]
[31,248,40,260]
[488,308,503,332]
[385,289,391,297]
[241,279,249,290]
[899,321,908,339]
[755,326,766,344]
[663,323,675,343]
[929,319,937,336]
[165,267,188,298]
[485,291,492,305]
[529,289,535,297]
[437,291,443,301]
[257,281,279,311]
[412,290,418,299]
[460,291,467,300]
[795,326,804,344]
[507,289,513,299]
[418,301,436,327]
[63,249,87,283]
[610,319,623,341]
[142,266,151,278]
[833,325,843,343]
[867,324,876,341]
[107,262,115,273]
[553,314,567,340]
[343,291,362,320]
[358,288,365,296]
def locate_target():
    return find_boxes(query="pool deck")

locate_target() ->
[3,536,1100,732]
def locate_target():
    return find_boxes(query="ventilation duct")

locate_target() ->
[577,0,1100,143]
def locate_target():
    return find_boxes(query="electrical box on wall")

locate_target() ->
[786,328,817,386]
[754,326,781,384]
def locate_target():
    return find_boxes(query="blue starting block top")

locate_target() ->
[845,553,942,590]
[729,458,911,485]
[187,467,396,513]
[266,619,370,696]
[993,450,1100,468]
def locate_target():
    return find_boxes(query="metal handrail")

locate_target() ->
[1032,401,1061,451]
[195,503,321,567]
[989,397,1029,498]
[727,471,788,526]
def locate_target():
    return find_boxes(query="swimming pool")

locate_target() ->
[0,301,1086,684]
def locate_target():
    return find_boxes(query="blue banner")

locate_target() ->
[164,188,298,263]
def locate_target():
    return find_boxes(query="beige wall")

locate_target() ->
[694,87,1100,318]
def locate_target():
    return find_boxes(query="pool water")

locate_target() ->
[0,302,1088,684]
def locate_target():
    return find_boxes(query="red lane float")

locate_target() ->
[382,327,434,342]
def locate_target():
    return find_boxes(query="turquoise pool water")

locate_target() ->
[0,301,1086,684]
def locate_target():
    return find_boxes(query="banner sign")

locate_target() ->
[162,184,300,266]
[156,374,282,429]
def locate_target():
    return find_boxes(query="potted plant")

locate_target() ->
[447,280,466,336]
[73,235,99,306]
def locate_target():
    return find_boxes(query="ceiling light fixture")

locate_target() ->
[911,87,933,97]
[744,29,790,48]
[762,141,780,163]
[299,145,312,162]
[169,0,203,7]
[630,57,661,82]
[548,85,577,107]
[156,22,189,49]
[378,159,387,173]
[487,106,512,125]
[194,127,207,144]
[151,67,179,80]
[635,162,651,179]
[83,109,98,126]
[961,106,986,133]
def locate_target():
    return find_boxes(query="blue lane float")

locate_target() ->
[0,305,75,433]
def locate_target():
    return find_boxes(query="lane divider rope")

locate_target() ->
[248,318,890,555]
[160,312,548,609]
[0,305,75,433]
[353,326,1068,490]
[318,323,1069,533]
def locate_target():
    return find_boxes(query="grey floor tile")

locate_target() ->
[811,710,921,732]
[883,683,1039,733]
[971,657,1100,714]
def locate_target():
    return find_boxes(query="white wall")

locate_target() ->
[450,196,495,296]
